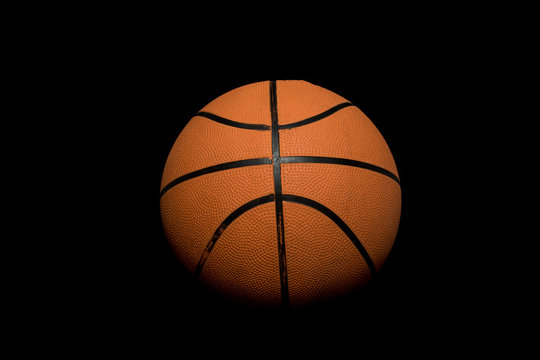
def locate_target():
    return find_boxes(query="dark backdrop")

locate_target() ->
[72,38,494,340]
[11,6,524,353]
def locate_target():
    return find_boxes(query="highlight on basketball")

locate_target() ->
[160,80,401,308]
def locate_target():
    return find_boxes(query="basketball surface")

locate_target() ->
[160,80,401,307]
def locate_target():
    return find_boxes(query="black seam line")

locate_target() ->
[195,102,353,131]
[270,80,290,308]
[277,102,354,130]
[194,194,275,279]
[159,158,272,198]
[196,111,271,130]
[280,156,400,185]
[282,194,377,277]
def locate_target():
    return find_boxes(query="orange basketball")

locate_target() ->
[160,80,401,307]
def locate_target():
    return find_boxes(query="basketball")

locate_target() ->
[160,80,401,307]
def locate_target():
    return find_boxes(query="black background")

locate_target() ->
[5,4,533,355]
[87,61,480,326]
[7,5,530,354]
[42,22,512,346]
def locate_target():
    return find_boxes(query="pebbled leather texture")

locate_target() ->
[200,202,281,307]
[283,201,372,307]
[160,80,401,307]
[275,80,349,125]
[279,105,399,177]
[160,165,274,273]
[160,116,271,189]
[281,163,401,272]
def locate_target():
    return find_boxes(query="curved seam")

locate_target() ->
[280,156,400,185]
[193,194,276,278]
[160,158,272,198]
[277,102,354,130]
[282,194,377,277]
[194,102,354,131]
[196,111,271,130]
